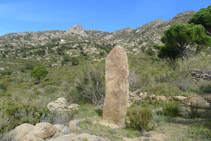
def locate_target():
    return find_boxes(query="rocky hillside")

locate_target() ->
[0,11,196,54]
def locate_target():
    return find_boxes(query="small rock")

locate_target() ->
[133,89,141,94]
[68,103,80,111]
[33,122,57,139]
[157,96,167,102]
[150,94,156,99]
[139,92,147,99]
[69,119,85,132]
[173,96,186,101]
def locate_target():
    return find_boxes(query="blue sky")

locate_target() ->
[0,0,210,35]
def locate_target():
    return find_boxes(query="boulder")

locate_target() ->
[8,123,35,141]
[33,122,57,139]
[187,96,210,108]
[47,97,68,113]
[103,45,129,126]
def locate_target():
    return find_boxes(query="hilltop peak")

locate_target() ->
[67,25,83,32]
[66,24,88,37]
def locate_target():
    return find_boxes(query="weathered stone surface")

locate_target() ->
[6,123,44,141]
[69,119,85,132]
[103,45,129,126]
[68,103,80,111]
[156,96,167,102]
[173,96,186,101]
[187,96,210,108]
[47,97,68,113]
[33,122,57,139]
[52,124,70,138]
[8,123,35,141]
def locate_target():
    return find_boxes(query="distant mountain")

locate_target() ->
[0,11,196,57]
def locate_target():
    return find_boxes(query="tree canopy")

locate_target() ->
[31,66,48,81]
[158,23,210,63]
[189,5,211,36]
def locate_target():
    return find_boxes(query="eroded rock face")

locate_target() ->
[187,96,210,108]
[103,45,129,126]
[8,123,35,141]
[33,122,57,139]
[47,98,68,113]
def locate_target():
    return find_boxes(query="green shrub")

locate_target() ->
[75,69,105,106]
[126,108,152,131]
[0,71,12,76]
[0,77,10,91]
[0,101,54,135]
[0,83,7,91]
[61,55,70,66]
[31,66,48,82]
[200,82,211,93]
[70,57,79,66]
[163,102,180,117]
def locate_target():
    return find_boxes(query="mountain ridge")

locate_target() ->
[0,11,196,62]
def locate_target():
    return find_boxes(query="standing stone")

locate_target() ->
[103,45,129,126]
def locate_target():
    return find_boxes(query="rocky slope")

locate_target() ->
[0,11,196,53]
[0,11,197,68]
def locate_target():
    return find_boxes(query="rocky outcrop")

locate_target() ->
[47,98,80,113]
[6,121,107,141]
[66,25,88,38]
[68,103,80,111]
[186,96,210,108]
[0,11,196,58]
[33,122,57,139]
[190,69,211,81]
[47,98,68,113]
[7,123,37,141]
[6,122,57,141]
[103,45,129,126]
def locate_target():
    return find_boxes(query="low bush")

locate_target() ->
[70,57,79,66]
[75,69,105,106]
[126,108,152,131]
[0,101,54,135]
[163,102,180,117]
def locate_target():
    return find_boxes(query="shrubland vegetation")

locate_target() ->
[0,5,210,140]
